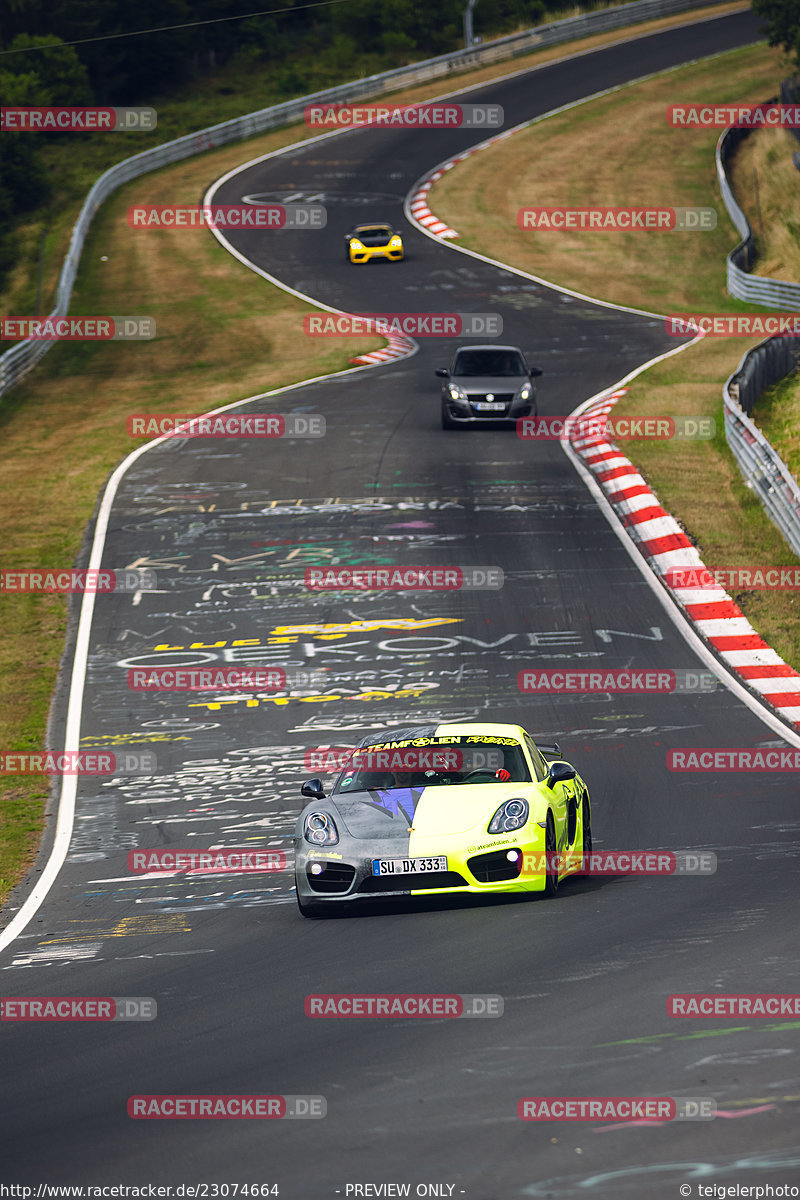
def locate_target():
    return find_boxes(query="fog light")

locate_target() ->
[507,850,520,862]
[310,863,324,875]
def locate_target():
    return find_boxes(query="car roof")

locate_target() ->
[356,721,526,748]
[453,344,524,354]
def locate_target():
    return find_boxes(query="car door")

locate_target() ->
[524,733,568,871]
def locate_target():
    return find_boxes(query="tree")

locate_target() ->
[752,0,800,70]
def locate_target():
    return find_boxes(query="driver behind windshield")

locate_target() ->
[335,745,529,793]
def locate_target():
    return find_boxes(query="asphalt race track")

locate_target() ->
[3,9,799,1197]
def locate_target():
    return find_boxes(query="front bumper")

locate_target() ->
[442,393,534,424]
[350,245,404,263]
[295,835,580,907]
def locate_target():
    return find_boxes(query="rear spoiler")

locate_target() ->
[537,742,562,759]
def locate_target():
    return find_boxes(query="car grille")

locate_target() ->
[468,393,513,416]
[358,871,468,893]
[467,848,523,883]
[306,862,357,894]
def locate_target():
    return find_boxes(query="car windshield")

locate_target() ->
[332,739,532,794]
[452,350,526,377]
[354,225,392,238]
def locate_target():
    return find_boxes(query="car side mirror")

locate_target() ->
[530,366,543,377]
[546,761,576,789]
[435,368,449,378]
[301,778,326,800]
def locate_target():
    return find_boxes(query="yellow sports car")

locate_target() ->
[295,721,591,916]
[345,223,404,264]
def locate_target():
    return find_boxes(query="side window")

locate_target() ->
[523,734,548,782]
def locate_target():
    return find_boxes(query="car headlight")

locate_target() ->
[389,236,402,247]
[488,797,529,833]
[448,383,467,402]
[518,384,531,400]
[350,240,364,250]
[303,811,339,846]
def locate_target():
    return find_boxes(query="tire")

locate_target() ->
[543,814,559,898]
[581,795,592,857]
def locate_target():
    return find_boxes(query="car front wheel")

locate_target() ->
[543,814,559,898]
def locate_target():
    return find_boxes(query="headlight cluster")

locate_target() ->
[448,383,467,402]
[304,811,339,846]
[488,797,529,833]
[518,384,531,400]
[350,240,364,250]
[389,236,402,247]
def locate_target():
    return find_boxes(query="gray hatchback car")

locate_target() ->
[436,344,541,429]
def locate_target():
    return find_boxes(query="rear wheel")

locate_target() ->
[543,814,559,898]
[582,795,592,858]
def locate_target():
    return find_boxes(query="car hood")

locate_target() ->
[451,375,528,392]
[329,783,535,839]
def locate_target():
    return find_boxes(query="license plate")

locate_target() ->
[372,856,447,876]
[474,401,505,411]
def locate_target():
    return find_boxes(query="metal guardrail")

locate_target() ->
[724,336,800,559]
[0,0,736,403]
[717,118,800,310]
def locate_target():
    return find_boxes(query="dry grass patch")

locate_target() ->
[729,125,800,283]
[430,44,787,311]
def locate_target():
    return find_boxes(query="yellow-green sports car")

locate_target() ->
[345,223,404,264]
[294,721,591,916]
